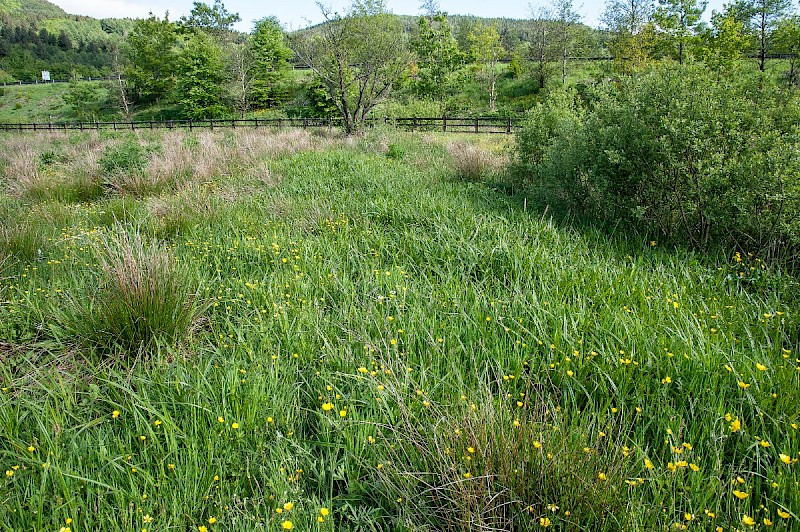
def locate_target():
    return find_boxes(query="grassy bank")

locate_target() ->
[0,129,798,531]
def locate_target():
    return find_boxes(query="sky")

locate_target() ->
[49,0,730,32]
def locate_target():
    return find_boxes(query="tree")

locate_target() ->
[180,0,241,35]
[410,12,463,110]
[227,42,253,118]
[292,0,409,134]
[469,22,505,111]
[527,9,556,90]
[701,7,751,71]
[177,31,227,119]
[250,17,293,109]
[734,0,793,71]
[419,0,440,17]
[552,0,582,85]
[653,0,707,63]
[57,30,71,50]
[125,13,179,104]
[774,15,800,84]
[112,44,133,120]
[603,0,657,69]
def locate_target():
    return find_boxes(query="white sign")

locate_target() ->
[41,71,50,81]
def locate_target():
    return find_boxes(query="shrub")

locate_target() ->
[99,139,148,176]
[57,227,202,355]
[513,64,800,264]
[100,138,169,197]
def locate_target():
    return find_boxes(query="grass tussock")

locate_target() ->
[447,141,504,181]
[365,366,632,531]
[144,183,231,238]
[0,218,52,261]
[57,226,202,355]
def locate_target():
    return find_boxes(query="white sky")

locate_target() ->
[50,0,733,31]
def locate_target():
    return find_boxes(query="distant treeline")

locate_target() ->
[0,1,134,82]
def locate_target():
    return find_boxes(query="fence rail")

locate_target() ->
[0,116,523,134]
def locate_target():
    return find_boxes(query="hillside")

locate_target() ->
[0,0,66,18]
[0,0,133,81]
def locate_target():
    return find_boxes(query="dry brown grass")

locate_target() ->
[147,128,337,186]
[0,133,105,201]
[446,141,505,181]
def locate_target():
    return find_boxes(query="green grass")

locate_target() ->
[0,129,798,531]
[0,83,75,123]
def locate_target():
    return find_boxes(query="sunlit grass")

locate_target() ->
[0,129,797,531]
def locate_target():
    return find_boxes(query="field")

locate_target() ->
[0,128,798,531]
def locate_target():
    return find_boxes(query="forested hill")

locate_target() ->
[0,0,133,82]
[392,14,605,56]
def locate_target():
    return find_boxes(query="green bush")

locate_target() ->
[99,139,148,176]
[513,64,800,263]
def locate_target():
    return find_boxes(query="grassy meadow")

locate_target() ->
[0,128,798,531]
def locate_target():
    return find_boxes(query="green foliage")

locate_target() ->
[774,15,800,84]
[250,17,293,109]
[410,13,464,108]
[733,0,793,70]
[653,0,707,63]
[514,64,800,262]
[699,9,752,71]
[99,139,148,176]
[468,22,505,110]
[508,48,525,78]
[285,75,338,118]
[177,31,227,120]
[125,13,179,104]
[292,1,410,133]
[180,0,240,34]
[62,81,105,120]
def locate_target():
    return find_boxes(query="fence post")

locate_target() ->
[232,119,236,129]
[33,122,36,131]
[303,118,308,129]
[442,116,447,133]
[189,119,193,132]
[507,117,512,134]
[474,118,479,134]
[113,121,117,131]
[412,116,417,132]
[210,119,214,130]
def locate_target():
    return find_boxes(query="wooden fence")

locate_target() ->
[0,116,522,134]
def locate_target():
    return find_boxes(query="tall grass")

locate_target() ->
[0,130,797,531]
[55,226,202,354]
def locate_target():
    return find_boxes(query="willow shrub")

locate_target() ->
[513,64,800,264]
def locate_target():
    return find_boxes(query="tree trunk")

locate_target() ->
[759,11,766,72]
[489,66,496,111]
